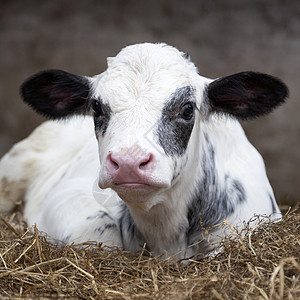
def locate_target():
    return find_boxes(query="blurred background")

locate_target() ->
[0,0,299,207]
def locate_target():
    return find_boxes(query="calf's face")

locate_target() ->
[21,43,288,209]
[90,45,206,205]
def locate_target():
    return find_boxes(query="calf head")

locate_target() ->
[21,43,288,210]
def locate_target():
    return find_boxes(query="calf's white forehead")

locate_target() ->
[90,43,209,158]
[92,43,199,112]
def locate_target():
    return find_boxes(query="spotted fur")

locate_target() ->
[0,43,287,261]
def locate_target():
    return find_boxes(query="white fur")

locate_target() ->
[0,43,281,259]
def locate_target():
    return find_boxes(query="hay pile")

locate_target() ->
[0,206,299,299]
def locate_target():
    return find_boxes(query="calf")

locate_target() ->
[0,43,287,260]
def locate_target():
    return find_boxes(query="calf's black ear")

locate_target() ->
[21,69,91,119]
[207,72,288,120]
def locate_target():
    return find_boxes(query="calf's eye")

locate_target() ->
[180,103,194,120]
[92,100,102,116]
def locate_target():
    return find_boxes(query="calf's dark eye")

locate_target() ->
[92,100,102,116]
[180,103,194,120]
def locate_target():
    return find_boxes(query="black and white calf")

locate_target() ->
[0,43,288,260]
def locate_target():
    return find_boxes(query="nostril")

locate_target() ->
[112,160,119,168]
[139,154,153,169]
[108,153,119,170]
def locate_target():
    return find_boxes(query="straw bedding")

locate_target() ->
[0,204,299,299]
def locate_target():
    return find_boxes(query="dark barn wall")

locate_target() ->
[0,0,299,206]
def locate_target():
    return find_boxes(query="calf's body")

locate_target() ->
[0,43,287,260]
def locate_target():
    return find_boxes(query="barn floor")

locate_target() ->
[0,205,299,299]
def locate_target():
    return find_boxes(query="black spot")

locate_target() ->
[268,193,278,214]
[187,133,246,241]
[61,235,71,244]
[156,86,196,156]
[230,179,246,204]
[119,203,137,240]
[94,223,117,236]
[92,101,112,136]
[118,203,145,248]
[171,159,181,181]
[87,210,114,221]
[182,52,191,61]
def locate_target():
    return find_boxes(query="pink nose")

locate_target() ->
[105,149,155,185]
